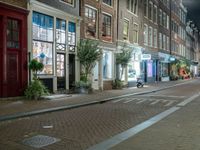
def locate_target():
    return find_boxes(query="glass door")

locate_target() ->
[57,53,65,90]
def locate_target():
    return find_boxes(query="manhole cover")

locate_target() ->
[22,135,60,148]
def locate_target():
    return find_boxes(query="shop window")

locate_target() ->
[123,19,129,40]
[7,19,20,49]
[56,18,66,51]
[103,51,112,79]
[57,54,65,77]
[102,14,112,42]
[32,12,53,74]
[85,6,97,39]
[68,22,76,52]
[103,0,112,6]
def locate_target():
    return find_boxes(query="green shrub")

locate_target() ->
[25,78,49,100]
[75,80,92,89]
[112,79,123,89]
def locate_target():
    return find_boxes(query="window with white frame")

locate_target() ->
[166,36,169,51]
[32,12,53,75]
[85,6,97,39]
[102,13,112,42]
[153,28,157,48]
[56,18,66,51]
[68,22,76,52]
[159,33,162,49]
[60,0,74,6]
[103,0,112,6]
[159,9,162,25]
[133,23,138,43]
[144,24,148,45]
[163,34,166,50]
[127,0,138,15]
[103,50,113,79]
[149,26,153,47]
[144,0,148,17]
[167,15,169,29]
[153,5,157,23]
[148,1,153,20]
[123,19,129,40]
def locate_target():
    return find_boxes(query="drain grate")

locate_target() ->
[22,135,60,148]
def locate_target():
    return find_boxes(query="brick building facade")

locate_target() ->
[80,0,118,90]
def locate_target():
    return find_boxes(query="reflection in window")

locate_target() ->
[102,14,112,42]
[7,19,20,49]
[32,12,53,74]
[56,18,66,51]
[57,54,65,77]
[33,41,53,74]
[68,22,76,52]
[103,51,112,79]
[123,20,129,40]
[85,6,97,38]
[32,12,53,42]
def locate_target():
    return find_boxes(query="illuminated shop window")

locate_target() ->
[68,22,76,52]
[32,12,53,74]
[56,18,66,51]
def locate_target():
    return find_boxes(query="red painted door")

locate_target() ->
[6,18,21,97]
[0,16,2,96]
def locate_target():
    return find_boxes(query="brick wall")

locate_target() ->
[0,0,27,8]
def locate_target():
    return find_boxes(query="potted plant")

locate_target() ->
[25,59,49,100]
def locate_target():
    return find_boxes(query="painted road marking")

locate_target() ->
[150,100,161,105]
[145,95,185,99]
[164,101,176,107]
[87,107,180,150]
[87,92,200,150]
[123,99,136,103]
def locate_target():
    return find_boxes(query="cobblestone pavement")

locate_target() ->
[0,79,193,117]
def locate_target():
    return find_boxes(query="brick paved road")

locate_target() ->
[0,96,191,150]
[0,80,199,150]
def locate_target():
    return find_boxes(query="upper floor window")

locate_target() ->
[85,6,97,39]
[127,0,138,14]
[144,24,148,45]
[153,5,157,23]
[133,23,138,43]
[123,19,129,40]
[7,19,20,49]
[60,0,74,6]
[102,14,112,42]
[148,1,153,20]
[103,0,112,6]
[144,0,148,17]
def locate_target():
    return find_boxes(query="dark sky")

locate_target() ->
[182,0,200,29]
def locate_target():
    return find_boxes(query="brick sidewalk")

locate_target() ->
[0,79,192,119]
